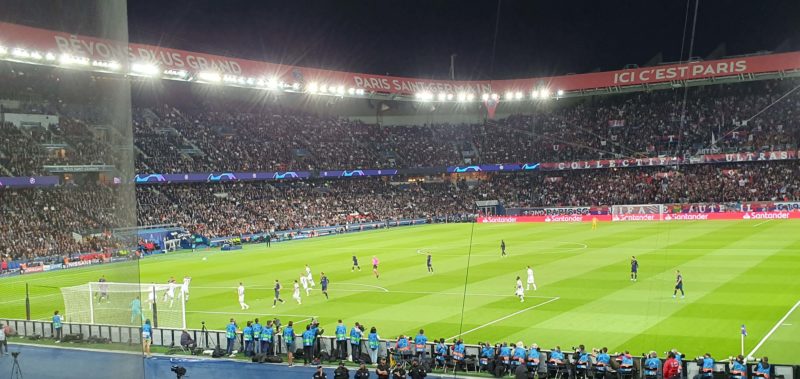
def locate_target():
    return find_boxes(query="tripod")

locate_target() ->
[10,352,23,379]
[200,322,216,350]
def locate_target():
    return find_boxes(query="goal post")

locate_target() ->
[60,282,186,329]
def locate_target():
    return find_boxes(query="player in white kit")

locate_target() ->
[181,276,191,301]
[238,282,249,310]
[300,273,311,296]
[515,276,525,303]
[163,277,177,307]
[292,280,302,304]
[305,264,315,287]
[526,266,537,291]
[147,283,157,306]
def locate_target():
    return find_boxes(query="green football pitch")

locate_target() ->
[2,220,799,363]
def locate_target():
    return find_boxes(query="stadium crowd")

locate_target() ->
[0,63,798,176]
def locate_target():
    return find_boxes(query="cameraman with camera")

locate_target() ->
[644,352,661,379]
[729,355,747,379]
[755,357,770,379]
[693,353,714,379]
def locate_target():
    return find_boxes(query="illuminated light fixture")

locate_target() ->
[491,93,499,101]
[237,77,247,85]
[467,93,475,101]
[198,71,222,83]
[531,90,540,99]
[437,93,447,101]
[246,77,255,85]
[347,87,355,95]
[541,89,551,98]
[256,78,266,86]
[457,92,467,102]
[481,93,490,101]
[12,48,30,58]
[266,77,279,89]
[92,60,120,70]
[336,85,345,95]
[505,91,514,100]
[446,93,454,101]
[59,54,89,66]
[164,69,188,78]
[416,91,432,101]
[557,89,564,96]
[319,84,328,93]
[355,88,365,95]
[30,51,43,60]
[515,91,524,100]
[292,82,300,90]
[45,52,56,61]
[131,62,159,76]
[308,82,319,93]
[0,46,7,55]
[222,74,237,83]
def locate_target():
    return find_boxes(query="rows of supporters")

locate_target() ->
[1,161,798,261]
[0,62,798,175]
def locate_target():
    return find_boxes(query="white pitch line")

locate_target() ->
[747,299,800,358]
[446,296,560,340]
[753,219,773,227]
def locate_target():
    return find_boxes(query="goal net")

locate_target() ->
[60,282,186,329]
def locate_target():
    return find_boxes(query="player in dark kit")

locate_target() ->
[673,270,685,299]
[351,256,361,272]
[426,254,433,273]
[501,240,507,257]
[272,279,285,308]
[320,272,330,299]
[630,256,638,282]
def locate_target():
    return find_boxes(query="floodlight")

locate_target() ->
[336,85,345,95]
[437,93,447,101]
[131,62,159,76]
[12,48,30,58]
[292,82,300,90]
[491,93,499,101]
[446,93,453,101]
[515,92,524,100]
[457,93,467,102]
[505,91,514,100]
[197,71,222,83]
[308,82,319,93]
[347,88,355,95]
[320,84,328,93]
[541,89,551,98]
[45,52,56,61]
[467,93,475,101]
[531,90,540,99]
[557,89,564,96]
[481,93,490,101]
[355,88,365,95]
[0,46,7,55]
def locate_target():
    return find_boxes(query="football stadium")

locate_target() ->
[0,1,799,379]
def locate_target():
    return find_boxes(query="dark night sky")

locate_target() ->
[3,0,800,80]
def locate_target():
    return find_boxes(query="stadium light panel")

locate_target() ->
[163,69,188,78]
[557,89,564,96]
[12,48,30,58]
[336,85,345,95]
[320,84,328,93]
[481,93,490,101]
[246,77,255,86]
[491,93,499,101]
[308,82,319,93]
[30,51,43,60]
[355,88,365,96]
[347,87,356,95]
[457,93,467,102]
[541,89,551,98]
[467,93,475,101]
[505,91,514,100]
[45,52,55,61]
[515,91,524,100]
[531,90,540,99]
[0,46,6,55]
[198,71,222,83]
[266,77,279,89]
[237,77,247,85]
[292,82,300,90]
[59,54,90,66]
[131,62,159,76]
[437,93,447,101]
[446,93,454,101]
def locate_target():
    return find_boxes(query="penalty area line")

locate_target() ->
[747,299,800,358]
[447,296,560,341]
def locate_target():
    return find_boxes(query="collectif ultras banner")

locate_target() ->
[1,21,799,95]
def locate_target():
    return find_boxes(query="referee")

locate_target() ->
[672,270,685,299]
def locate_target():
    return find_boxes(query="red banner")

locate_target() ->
[1,22,800,96]
[478,215,612,223]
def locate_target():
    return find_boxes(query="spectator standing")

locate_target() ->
[52,310,63,343]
